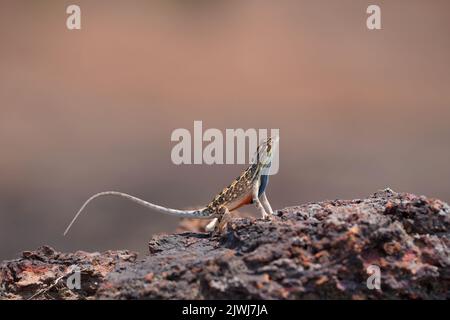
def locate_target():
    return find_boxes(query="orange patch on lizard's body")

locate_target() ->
[229,194,253,211]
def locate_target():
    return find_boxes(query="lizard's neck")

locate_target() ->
[249,161,268,182]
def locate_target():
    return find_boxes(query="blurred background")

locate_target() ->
[1,0,449,260]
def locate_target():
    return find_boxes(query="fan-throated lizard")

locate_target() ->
[64,135,278,235]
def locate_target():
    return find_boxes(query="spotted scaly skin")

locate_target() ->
[64,136,278,235]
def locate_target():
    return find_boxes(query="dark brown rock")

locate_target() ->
[1,189,449,299]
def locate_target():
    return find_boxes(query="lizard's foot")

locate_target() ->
[212,227,224,237]
[212,207,231,235]
[211,222,227,236]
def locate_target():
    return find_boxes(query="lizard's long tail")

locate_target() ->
[63,191,211,236]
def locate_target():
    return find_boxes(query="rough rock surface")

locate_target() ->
[1,189,449,300]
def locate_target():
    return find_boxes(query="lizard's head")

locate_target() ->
[256,135,279,170]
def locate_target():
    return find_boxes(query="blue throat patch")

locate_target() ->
[258,175,269,197]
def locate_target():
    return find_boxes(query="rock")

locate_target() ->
[0,246,137,300]
[1,190,449,300]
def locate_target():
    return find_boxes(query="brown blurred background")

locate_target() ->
[1,0,449,260]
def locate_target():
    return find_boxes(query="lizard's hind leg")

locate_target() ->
[214,206,232,234]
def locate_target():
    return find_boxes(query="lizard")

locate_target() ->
[63,135,278,236]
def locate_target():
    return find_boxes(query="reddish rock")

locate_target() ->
[1,189,449,300]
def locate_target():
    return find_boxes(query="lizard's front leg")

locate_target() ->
[260,192,274,216]
[252,184,270,220]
